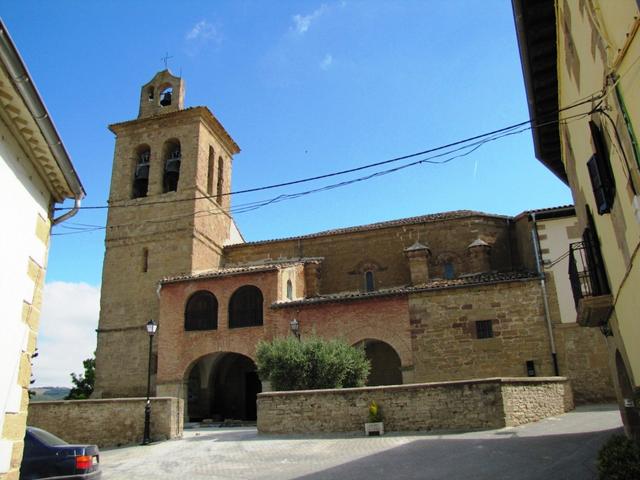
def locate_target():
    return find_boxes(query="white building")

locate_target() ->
[0,19,84,480]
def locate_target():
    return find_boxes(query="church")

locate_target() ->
[93,70,613,422]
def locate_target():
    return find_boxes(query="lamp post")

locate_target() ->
[142,319,157,445]
[289,318,300,340]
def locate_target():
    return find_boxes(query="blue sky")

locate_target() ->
[3,1,572,385]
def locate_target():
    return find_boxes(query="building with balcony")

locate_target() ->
[513,0,640,440]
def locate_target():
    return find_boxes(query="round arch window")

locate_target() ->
[229,285,263,328]
[185,291,218,331]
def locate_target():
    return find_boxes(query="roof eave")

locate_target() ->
[512,0,567,185]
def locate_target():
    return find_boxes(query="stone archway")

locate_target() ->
[185,352,262,422]
[615,350,640,442]
[356,339,403,386]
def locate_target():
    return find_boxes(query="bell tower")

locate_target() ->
[94,70,241,398]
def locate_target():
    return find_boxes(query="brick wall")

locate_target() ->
[257,377,573,434]
[27,398,183,448]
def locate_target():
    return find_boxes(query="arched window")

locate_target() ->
[216,156,224,204]
[229,285,263,328]
[365,271,375,292]
[207,147,215,196]
[444,262,455,279]
[146,86,155,101]
[163,139,181,193]
[286,280,293,300]
[185,291,218,331]
[132,145,150,198]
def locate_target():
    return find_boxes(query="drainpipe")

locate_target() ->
[0,20,85,223]
[531,212,560,376]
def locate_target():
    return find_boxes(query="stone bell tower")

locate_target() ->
[94,70,241,398]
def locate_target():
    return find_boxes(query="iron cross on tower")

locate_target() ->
[161,52,173,69]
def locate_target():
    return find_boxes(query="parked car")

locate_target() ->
[20,426,101,479]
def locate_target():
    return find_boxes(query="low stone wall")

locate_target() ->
[28,397,183,448]
[257,377,572,434]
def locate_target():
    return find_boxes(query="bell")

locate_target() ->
[165,158,181,174]
[135,164,149,180]
[160,91,172,106]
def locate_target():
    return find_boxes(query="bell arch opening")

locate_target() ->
[355,339,402,386]
[185,352,262,423]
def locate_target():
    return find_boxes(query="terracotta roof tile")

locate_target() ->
[226,210,509,248]
[272,271,540,308]
[160,258,322,284]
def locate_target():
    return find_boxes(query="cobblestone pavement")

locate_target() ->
[100,405,622,479]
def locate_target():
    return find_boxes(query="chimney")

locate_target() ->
[467,238,492,273]
[404,241,431,285]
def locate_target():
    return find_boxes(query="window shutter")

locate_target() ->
[587,121,615,214]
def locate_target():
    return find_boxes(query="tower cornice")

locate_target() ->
[108,106,240,155]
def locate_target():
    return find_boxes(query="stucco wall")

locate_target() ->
[0,115,51,478]
[27,398,183,448]
[257,377,573,434]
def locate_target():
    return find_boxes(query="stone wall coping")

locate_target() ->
[258,377,569,397]
[30,397,178,405]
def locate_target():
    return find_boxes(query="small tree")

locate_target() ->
[256,336,370,391]
[65,354,95,400]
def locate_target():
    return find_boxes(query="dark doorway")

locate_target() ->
[186,352,261,422]
[358,339,403,386]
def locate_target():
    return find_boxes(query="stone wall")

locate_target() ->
[224,213,520,295]
[257,377,572,434]
[27,397,183,448]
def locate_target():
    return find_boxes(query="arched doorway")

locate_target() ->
[186,352,262,422]
[615,350,640,442]
[356,339,403,386]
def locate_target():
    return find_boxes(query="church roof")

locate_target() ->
[271,271,540,308]
[226,210,509,248]
[160,258,323,284]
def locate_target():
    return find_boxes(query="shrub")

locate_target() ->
[256,336,370,391]
[597,434,640,480]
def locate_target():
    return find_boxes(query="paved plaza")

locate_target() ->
[100,405,622,479]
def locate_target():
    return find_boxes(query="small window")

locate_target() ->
[185,291,218,331]
[365,271,375,292]
[229,285,263,328]
[587,121,615,215]
[475,320,494,339]
[286,280,293,300]
[444,262,455,279]
[142,248,149,273]
[163,140,181,193]
[207,147,215,196]
[216,156,224,204]
[147,86,155,101]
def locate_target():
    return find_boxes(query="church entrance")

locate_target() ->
[186,352,262,422]
[357,339,403,386]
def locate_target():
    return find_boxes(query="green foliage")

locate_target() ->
[368,400,383,423]
[65,354,96,400]
[597,434,640,480]
[256,336,370,391]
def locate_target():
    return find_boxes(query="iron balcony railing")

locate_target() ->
[568,240,610,308]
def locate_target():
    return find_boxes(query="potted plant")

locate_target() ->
[364,400,384,436]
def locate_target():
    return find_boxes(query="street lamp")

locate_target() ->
[289,318,300,340]
[142,319,157,445]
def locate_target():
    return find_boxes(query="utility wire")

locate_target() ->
[52,108,595,236]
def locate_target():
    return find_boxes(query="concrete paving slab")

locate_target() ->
[100,404,622,479]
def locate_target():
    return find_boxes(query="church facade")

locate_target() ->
[94,71,613,422]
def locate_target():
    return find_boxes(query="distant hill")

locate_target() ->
[30,387,70,402]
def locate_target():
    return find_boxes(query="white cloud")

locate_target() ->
[292,4,328,34]
[320,53,333,70]
[32,282,100,387]
[186,20,220,42]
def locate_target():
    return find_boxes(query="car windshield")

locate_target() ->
[29,427,68,446]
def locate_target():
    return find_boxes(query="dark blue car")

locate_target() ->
[20,427,101,480]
